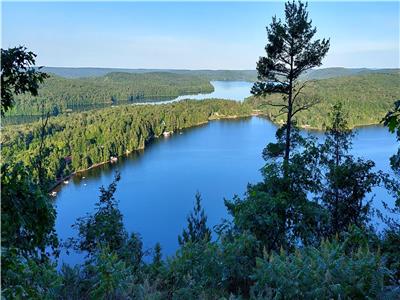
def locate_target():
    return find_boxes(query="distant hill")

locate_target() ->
[39,67,258,81]
[40,66,399,81]
[7,72,215,118]
[302,67,399,80]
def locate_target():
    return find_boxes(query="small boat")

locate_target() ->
[49,191,57,197]
[163,131,172,137]
[110,156,118,162]
[82,176,86,179]
[63,180,69,184]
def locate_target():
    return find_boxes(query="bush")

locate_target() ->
[251,240,388,299]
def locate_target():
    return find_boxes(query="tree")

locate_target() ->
[1,46,48,115]
[86,246,134,300]
[321,104,380,235]
[252,0,330,166]
[382,100,400,178]
[68,172,127,256]
[226,138,325,252]
[153,242,163,268]
[380,100,400,280]
[178,192,211,246]
[251,240,387,299]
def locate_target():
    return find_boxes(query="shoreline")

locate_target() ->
[49,109,388,193]
[49,113,252,193]
[48,112,387,193]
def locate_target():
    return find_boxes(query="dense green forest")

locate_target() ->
[247,72,400,129]
[5,72,214,116]
[2,99,252,185]
[6,69,399,128]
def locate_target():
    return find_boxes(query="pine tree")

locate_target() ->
[252,0,330,166]
[153,242,162,267]
[178,192,211,245]
[321,104,380,235]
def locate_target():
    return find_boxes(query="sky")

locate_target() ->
[2,1,399,69]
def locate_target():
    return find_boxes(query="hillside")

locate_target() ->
[2,99,252,184]
[40,67,258,81]
[301,67,399,80]
[246,72,400,129]
[41,66,398,81]
[7,72,214,117]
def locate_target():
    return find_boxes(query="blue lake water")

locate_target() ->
[54,81,399,266]
[174,81,253,101]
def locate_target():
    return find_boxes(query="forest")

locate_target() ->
[5,68,399,129]
[2,99,253,186]
[1,1,400,299]
[5,72,214,116]
[247,72,400,129]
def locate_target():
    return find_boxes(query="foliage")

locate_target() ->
[165,241,225,299]
[247,72,400,129]
[226,128,324,252]
[320,103,380,235]
[382,100,400,178]
[251,240,388,299]
[252,0,329,163]
[1,46,48,115]
[1,162,58,256]
[381,100,400,283]
[86,246,135,300]
[6,71,214,117]
[67,172,127,256]
[218,230,261,297]
[1,249,61,300]
[178,191,212,246]
[382,99,400,134]
[2,99,252,186]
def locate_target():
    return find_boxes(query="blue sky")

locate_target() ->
[2,1,399,69]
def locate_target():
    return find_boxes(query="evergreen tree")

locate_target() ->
[68,172,127,256]
[178,192,211,245]
[252,0,330,166]
[153,242,163,267]
[321,104,380,235]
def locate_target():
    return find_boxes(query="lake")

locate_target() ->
[55,115,398,266]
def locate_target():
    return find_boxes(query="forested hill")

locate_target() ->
[7,68,400,128]
[2,99,252,185]
[246,72,400,129]
[39,67,258,81]
[41,66,398,80]
[301,67,399,80]
[7,72,214,116]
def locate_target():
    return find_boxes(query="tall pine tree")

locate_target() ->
[252,0,330,166]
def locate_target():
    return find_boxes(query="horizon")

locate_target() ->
[39,66,400,71]
[2,1,399,69]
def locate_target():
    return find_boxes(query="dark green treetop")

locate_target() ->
[178,191,212,246]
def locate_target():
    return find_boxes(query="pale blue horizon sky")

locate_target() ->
[2,1,399,69]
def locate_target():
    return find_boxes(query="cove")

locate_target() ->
[54,116,398,266]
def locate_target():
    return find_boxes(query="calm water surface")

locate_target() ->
[55,117,398,265]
